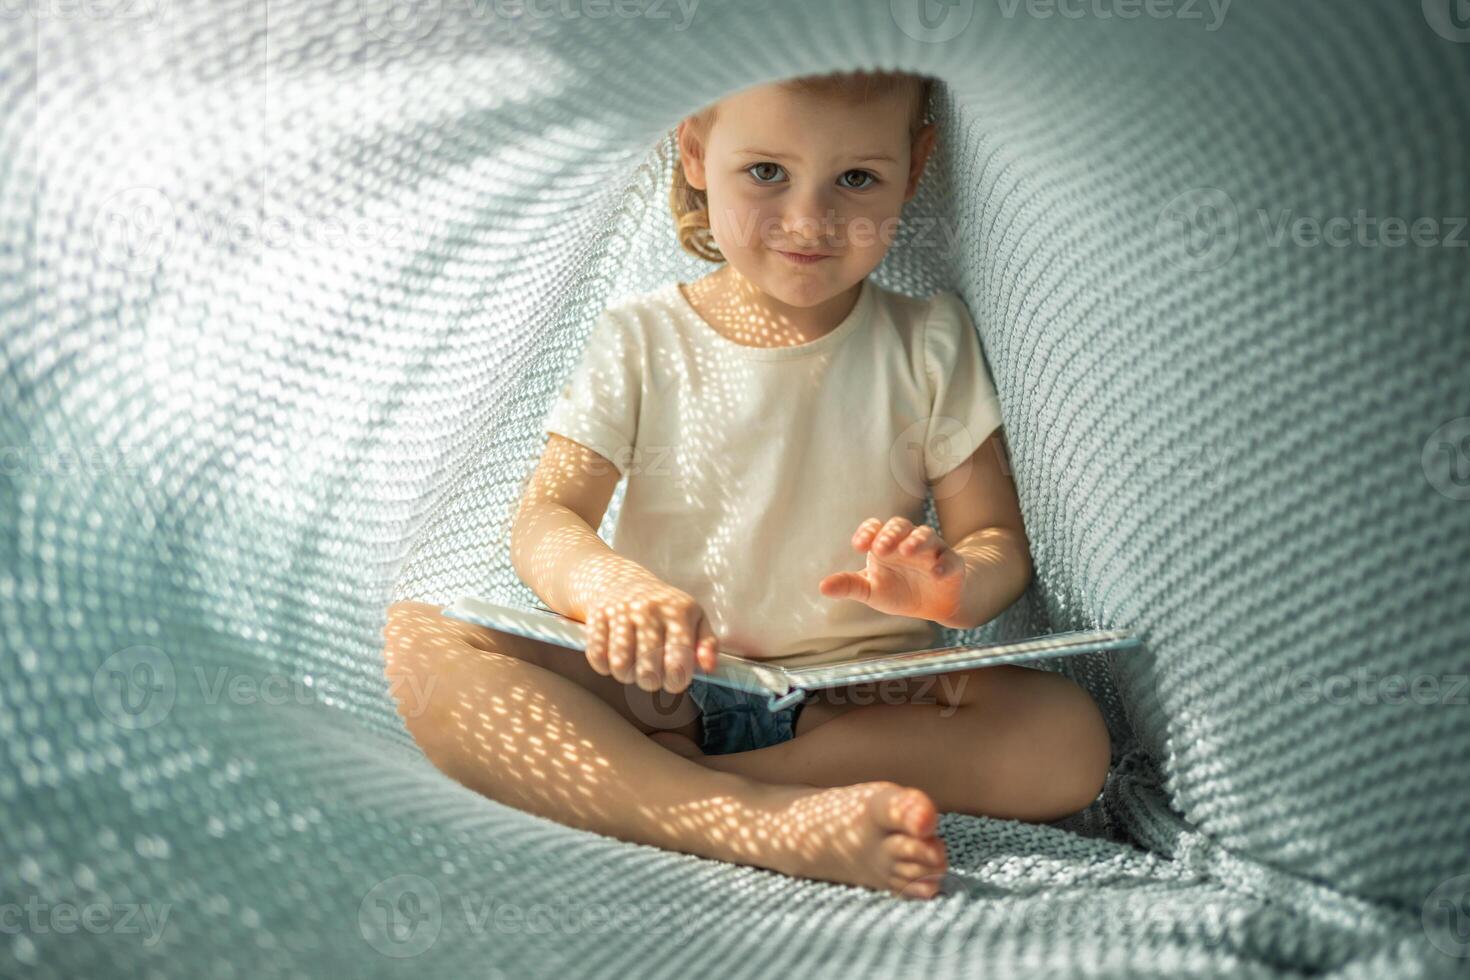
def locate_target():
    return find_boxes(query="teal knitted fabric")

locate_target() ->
[3,0,1467,975]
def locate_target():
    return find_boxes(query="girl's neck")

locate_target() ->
[682,265,865,349]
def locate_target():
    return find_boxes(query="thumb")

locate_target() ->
[819,571,871,603]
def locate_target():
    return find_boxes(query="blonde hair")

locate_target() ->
[670,71,936,263]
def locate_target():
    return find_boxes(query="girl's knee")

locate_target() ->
[381,601,514,725]
[383,600,450,651]
[1039,675,1112,815]
[384,600,524,661]
[985,668,1110,817]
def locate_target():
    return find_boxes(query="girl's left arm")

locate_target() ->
[929,427,1033,630]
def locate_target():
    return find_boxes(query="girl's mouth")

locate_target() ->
[775,249,832,265]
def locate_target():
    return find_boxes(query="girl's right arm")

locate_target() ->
[511,432,720,694]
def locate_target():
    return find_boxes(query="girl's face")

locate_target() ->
[680,82,936,309]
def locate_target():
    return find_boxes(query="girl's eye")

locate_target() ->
[744,164,880,190]
[746,162,785,184]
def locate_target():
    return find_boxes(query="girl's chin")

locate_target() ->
[725,258,844,305]
[761,281,833,308]
[766,258,839,285]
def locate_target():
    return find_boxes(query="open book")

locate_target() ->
[443,596,1143,711]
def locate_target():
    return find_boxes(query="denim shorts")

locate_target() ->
[687,679,806,755]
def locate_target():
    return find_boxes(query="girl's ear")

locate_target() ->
[677,119,708,191]
[904,122,939,203]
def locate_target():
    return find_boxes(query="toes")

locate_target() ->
[891,869,945,900]
[884,832,947,869]
[878,787,939,838]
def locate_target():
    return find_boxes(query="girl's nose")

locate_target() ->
[780,200,840,246]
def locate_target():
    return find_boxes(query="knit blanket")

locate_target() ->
[2,0,1467,975]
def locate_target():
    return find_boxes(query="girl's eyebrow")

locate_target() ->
[735,148,897,164]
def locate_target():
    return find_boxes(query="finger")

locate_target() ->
[634,613,665,692]
[899,524,941,558]
[608,610,636,684]
[584,615,610,676]
[819,571,871,603]
[662,614,697,692]
[872,516,914,556]
[852,517,884,552]
[694,617,720,673]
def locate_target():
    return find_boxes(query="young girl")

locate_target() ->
[383,71,1111,900]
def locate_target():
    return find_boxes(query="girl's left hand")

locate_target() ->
[818,516,968,626]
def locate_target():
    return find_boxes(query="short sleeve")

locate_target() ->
[921,292,1005,483]
[541,309,641,477]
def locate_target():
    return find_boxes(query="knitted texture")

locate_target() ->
[3,0,1467,975]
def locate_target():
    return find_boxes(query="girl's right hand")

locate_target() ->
[582,576,721,694]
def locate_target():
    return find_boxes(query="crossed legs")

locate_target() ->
[381,601,1109,899]
[674,666,1111,820]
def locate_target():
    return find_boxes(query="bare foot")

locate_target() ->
[648,731,703,759]
[756,781,948,899]
[649,737,947,897]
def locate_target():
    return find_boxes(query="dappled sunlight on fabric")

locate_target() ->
[381,601,951,900]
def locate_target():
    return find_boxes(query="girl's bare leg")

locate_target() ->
[381,601,949,898]
[677,666,1111,821]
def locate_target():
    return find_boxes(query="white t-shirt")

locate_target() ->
[540,276,1004,665]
